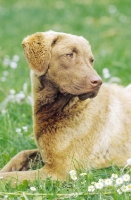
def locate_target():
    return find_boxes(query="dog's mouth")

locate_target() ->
[60,86,100,101]
[78,92,96,101]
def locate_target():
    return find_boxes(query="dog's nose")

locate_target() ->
[89,75,102,87]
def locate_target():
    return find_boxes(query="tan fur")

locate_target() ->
[0,31,131,184]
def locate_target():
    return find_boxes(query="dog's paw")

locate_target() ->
[0,151,28,172]
[0,149,39,173]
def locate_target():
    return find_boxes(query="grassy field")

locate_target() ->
[0,0,131,199]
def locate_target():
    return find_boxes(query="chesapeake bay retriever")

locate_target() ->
[0,31,131,183]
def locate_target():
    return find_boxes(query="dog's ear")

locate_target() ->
[22,31,59,76]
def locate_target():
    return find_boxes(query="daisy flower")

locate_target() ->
[22,126,28,132]
[122,158,131,172]
[104,178,112,186]
[70,174,77,181]
[69,170,77,181]
[69,170,76,176]
[116,178,123,186]
[88,185,95,192]
[121,185,128,192]
[95,182,104,190]
[122,174,130,182]
[15,128,21,134]
[127,158,131,165]
[126,184,131,191]
[117,188,122,195]
[98,179,104,184]
[80,172,87,176]
[30,186,36,192]
[111,174,118,179]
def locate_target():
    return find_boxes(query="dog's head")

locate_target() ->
[22,31,102,100]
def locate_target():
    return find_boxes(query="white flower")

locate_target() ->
[104,178,112,186]
[127,158,131,165]
[69,170,77,181]
[9,89,16,95]
[95,182,104,190]
[121,185,128,192]
[1,110,7,115]
[88,185,95,192]
[117,188,122,195]
[15,128,21,134]
[98,179,104,184]
[116,178,123,186]
[80,172,87,176]
[22,126,28,132]
[111,174,118,179]
[4,195,8,199]
[69,170,76,176]
[27,95,33,105]
[102,68,111,79]
[122,158,131,172]
[122,174,130,182]
[15,91,25,103]
[126,184,131,191]
[10,61,17,69]
[30,186,36,192]
[70,175,77,181]
[0,176,4,180]
[91,182,96,185]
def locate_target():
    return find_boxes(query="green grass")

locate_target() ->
[0,0,131,199]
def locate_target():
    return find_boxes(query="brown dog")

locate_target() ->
[0,31,131,183]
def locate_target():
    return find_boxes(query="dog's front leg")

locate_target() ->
[0,168,47,186]
[0,164,68,185]
[0,149,39,172]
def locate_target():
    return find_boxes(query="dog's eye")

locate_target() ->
[66,53,73,58]
[90,58,94,63]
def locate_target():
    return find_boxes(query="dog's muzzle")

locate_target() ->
[78,86,101,101]
[78,92,95,101]
[60,85,101,101]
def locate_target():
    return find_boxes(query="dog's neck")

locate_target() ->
[33,75,72,120]
[32,74,88,140]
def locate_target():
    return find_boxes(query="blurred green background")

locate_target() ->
[0,0,131,167]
